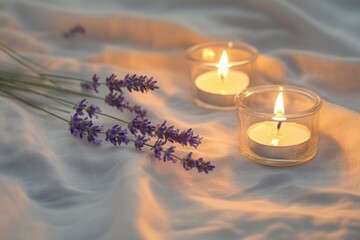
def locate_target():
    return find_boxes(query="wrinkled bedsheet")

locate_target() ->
[0,0,359,239]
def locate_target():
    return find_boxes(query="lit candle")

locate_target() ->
[194,51,249,107]
[247,87,311,159]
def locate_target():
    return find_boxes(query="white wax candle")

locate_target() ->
[195,71,249,107]
[247,121,311,159]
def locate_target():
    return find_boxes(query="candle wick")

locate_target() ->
[277,121,282,130]
[220,73,225,83]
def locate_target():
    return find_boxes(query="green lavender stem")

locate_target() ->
[0,74,102,100]
[0,88,69,122]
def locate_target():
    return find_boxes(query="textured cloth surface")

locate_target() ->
[0,0,360,239]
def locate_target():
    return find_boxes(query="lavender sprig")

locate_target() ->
[127,116,202,149]
[105,125,129,146]
[122,74,159,93]
[134,135,150,150]
[69,113,103,145]
[71,99,214,173]
[128,116,156,136]
[105,74,159,94]
[0,42,214,174]
[156,122,202,149]
[182,153,215,174]
[81,74,152,117]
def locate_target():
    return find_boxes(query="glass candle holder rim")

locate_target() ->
[185,41,258,68]
[234,85,322,119]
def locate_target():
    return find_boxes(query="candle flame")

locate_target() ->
[273,87,286,121]
[217,51,231,81]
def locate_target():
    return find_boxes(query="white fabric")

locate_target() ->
[1,0,360,239]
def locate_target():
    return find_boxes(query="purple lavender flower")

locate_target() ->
[80,74,101,93]
[144,77,158,91]
[195,158,215,174]
[104,92,147,117]
[75,99,87,115]
[127,116,202,149]
[69,113,103,145]
[105,125,129,146]
[182,152,196,171]
[134,135,149,150]
[159,125,202,149]
[128,116,155,136]
[87,125,103,145]
[102,73,159,117]
[63,24,86,38]
[91,74,100,93]
[75,99,101,118]
[182,152,214,173]
[163,146,176,163]
[153,140,165,160]
[178,128,202,149]
[105,73,158,94]
[154,122,202,148]
[105,92,130,111]
[69,114,83,137]
[155,121,167,139]
[122,74,159,93]
[164,125,179,143]
[86,104,101,119]
[188,134,202,148]
[178,129,193,146]
[131,105,147,118]
[105,74,119,93]
[80,82,92,91]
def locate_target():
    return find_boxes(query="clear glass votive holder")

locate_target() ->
[234,85,322,166]
[185,41,258,110]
